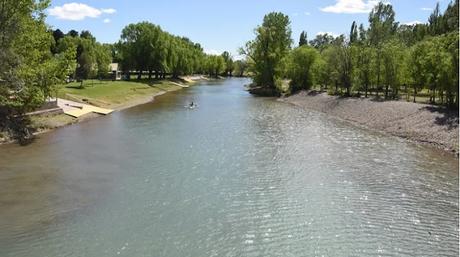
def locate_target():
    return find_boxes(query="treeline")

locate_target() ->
[52,24,240,81]
[243,1,459,107]
[52,29,112,80]
[114,21,243,79]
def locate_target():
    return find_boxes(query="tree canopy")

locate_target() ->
[241,1,458,107]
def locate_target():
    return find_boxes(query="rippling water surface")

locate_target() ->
[0,78,458,256]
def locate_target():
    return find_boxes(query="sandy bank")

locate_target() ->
[281,91,459,155]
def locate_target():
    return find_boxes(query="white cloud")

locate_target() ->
[421,7,433,11]
[103,18,111,23]
[320,0,379,14]
[101,8,116,14]
[48,3,116,21]
[305,12,311,15]
[316,31,341,37]
[403,20,423,26]
[292,12,299,17]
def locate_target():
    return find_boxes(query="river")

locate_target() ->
[0,78,458,256]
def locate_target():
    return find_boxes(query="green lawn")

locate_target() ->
[58,79,184,108]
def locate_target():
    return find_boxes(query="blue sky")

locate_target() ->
[46,0,450,56]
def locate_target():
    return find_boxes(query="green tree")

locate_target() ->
[407,41,429,103]
[241,12,292,94]
[309,33,335,52]
[349,21,358,44]
[0,0,76,140]
[381,39,405,98]
[285,46,318,92]
[221,51,234,76]
[233,60,248,77]
[351,44,374,97]
[368,2,398,96]
[299,31,308,46]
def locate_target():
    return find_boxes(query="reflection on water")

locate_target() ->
[0,78,458,256]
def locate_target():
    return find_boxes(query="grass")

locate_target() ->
[57,79,184,108]
[30,113,76,132]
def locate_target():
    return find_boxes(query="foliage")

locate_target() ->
[233,60,248,77]
[118,22,206,79]
[204,55,225,77]
[285,46,318,92]
[0,0,75,113]
[299,31,308,46]
[241,12,292,93]
[221,51,234,76]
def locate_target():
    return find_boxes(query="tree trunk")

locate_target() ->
[413,85,417,103]
[148,70,152,79]
[385,85,389,99]
[137,70,142,80]
[365,83,368,98]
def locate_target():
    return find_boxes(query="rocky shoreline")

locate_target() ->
[281,91,459,156]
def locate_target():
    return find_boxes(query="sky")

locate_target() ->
[46,0,451,57]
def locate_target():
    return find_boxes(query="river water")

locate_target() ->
[0,78,458,256]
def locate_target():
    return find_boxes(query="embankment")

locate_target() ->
[282,91,459,155]
[0,76,206,144]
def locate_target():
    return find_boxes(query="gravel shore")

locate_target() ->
[282,91,459,155]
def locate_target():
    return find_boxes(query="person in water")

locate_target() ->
[189,101,195,107]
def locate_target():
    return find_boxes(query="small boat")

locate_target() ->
[184,102,198,109]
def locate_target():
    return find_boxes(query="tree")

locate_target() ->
[119,22,206,80]
[95,44,112,79]
[299,31,308,46]
[67,29,79,38]
[0,0,76,140]
[309,33,335,52]
[381,39,405,98]
[285,46,318,92]
[233,60,248,77]
[407,41,429,103]
[312,55,329,90]
[351,44,374,97]
[320,46,341,93]
[337,43,353,96]
[349,21,358,44]
[204,55,225,77]
[428,3,442,36]
[80,30,95,40]
[221,51,234,76]
[52,29,65,44]
[368,2,398,96]
[241,12,292,94]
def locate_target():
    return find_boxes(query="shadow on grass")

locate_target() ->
[64,80,107,89]
[422,105,459,130]
[130,78,164,87]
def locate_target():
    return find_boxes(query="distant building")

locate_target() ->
[109,63,121,80]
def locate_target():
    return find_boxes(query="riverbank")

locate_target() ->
[281,90,459,156]
[0,76,206,144]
